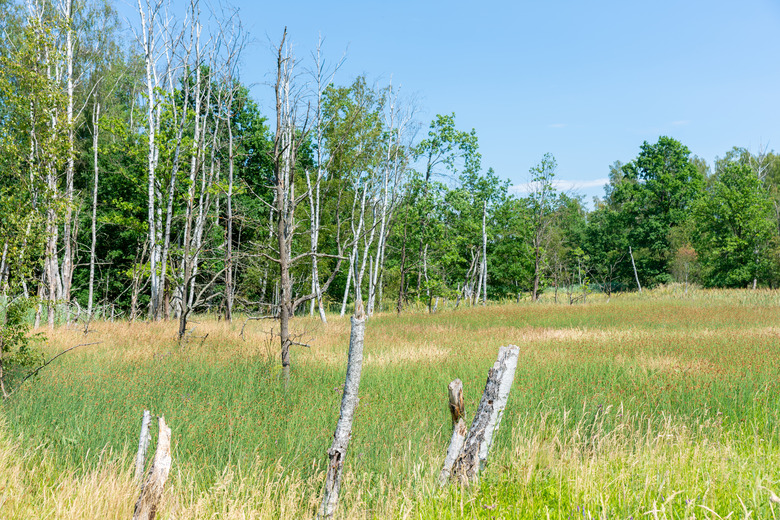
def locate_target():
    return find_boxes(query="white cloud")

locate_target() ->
[671,120,690,126]
[547,123,567,128]
[510,177,610,194]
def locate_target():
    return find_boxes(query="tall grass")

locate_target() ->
[2,288,780,518]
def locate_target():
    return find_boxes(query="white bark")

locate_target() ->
[133,416,172,520]
[440,379,466,485]
[88,102,100,317]
[341,187,366,316]
[319,305,366,518]
[449,345,520,484]
[60,0,75,307]
[629,245,642,293]
[138,0,163,319]
[134,410,152,482]
[481,200,487,306]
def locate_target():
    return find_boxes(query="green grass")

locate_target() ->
[3,287,780,518]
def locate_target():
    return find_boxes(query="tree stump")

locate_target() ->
[447,345,519,484]
[133,416,172,520]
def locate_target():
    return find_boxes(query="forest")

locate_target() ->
[2,0,779,332]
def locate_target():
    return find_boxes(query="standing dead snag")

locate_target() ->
[133,416,172,520]
[134,410,152,482]
[447,345,519,484]
[439,379,467,484]
[319,302,366,518]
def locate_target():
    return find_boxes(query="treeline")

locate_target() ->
[2,0,779,331]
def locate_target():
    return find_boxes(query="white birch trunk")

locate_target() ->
[319,304,366,518]
[629,245,642,293]
[481,200,487,306]
[60,0,75,307]
[134,409,152,482]
[133,416,172,520]
[138,0,161,319]
[88,102,100,317]
[449,345,520,484]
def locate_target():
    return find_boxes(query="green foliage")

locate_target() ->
[0,298,43,394]
[694,162,775,287]
[607,137,705,287]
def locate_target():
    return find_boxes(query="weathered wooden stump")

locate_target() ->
[443,345,519,485]
[133,416,172,520]
[134,410,152,482]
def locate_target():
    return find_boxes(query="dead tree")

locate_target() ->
[445,345,519,485]
[439,379,467,484]
[134,410,152,481]
[269,29,344,382]
[133,416,172,520]
[319,299,366,518]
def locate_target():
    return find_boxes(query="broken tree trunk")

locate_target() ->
[448,345,519,484]
[318,302,366,518]
[134,410,152,482]
[439,379,467,484]
[133,416,172,520]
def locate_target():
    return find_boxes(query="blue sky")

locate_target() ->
[120,0,780,203]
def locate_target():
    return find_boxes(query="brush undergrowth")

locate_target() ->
[2,288,780,518]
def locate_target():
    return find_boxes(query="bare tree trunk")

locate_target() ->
[60,0,75,307]
[396,212,408,314]
[274,29,297,384]
[341,187,366,317]
[450,345,520,484]
[138,0,162,320]
[46,176,59,329]
[481,200,487,306]
[629,245,642,293]
[133,416,172,520]
[224,110,235,322]
[319,302,366,518]
[0,240,8,295]
[87,102,100,317]
[439,379,466,484]
[134,410,152,481]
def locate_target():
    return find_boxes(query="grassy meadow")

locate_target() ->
[2,287,780,518]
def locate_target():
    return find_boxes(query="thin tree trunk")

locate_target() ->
[481,200,487,306]
[224,111,234,321]
[133,416,172,520]
[629,245,642,293]
[87,102,100,317]
[319,302,366,518]
[139,0,161,320]
[61,0,75,307]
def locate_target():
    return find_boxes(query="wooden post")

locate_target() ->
[134,410,152,482]
[318,302,366,518]
[448,345,519,484]
[133,416,172,520]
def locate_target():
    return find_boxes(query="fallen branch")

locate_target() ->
[19,342,102,387]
